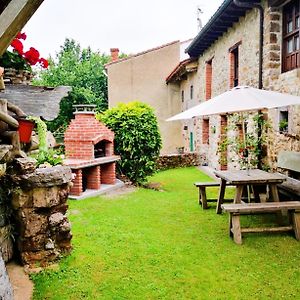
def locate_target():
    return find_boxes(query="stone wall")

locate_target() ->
[3,68,33,85]
[179,0,300,170]
[9,160,73,267]
[156,153,201,170]
[0,255,13,300]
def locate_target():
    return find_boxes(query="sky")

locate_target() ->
[23,0,224,59]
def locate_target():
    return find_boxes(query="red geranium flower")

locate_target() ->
[16,32,27,40]
[11,38,24,55]
[24,47,40,65]
[38,57,49,69]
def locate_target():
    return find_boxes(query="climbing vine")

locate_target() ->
[27,116,63,166]
[217,112,270,169]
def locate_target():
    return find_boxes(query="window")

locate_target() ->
[181,90,184,103]
[233,47,239,87]
[205,59,213,100]
[283,0,300,72]
[229,42,241,88]
[279,110,289,132]
[190,85,194,100]
[202,119,209,144]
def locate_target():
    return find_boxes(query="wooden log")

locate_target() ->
[0,98,8,132]
[7,101,26,117]
[0,110,19,129]
[2,131,26,158]
[0,99,19,129]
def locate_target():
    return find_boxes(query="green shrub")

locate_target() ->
[98,102,162,185]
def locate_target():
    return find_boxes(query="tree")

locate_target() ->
[98,102,162,185]
[34,38,110,134]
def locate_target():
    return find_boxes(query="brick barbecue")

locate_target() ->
[64,105,119,197]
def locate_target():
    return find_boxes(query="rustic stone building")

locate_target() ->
[167,0,300,170]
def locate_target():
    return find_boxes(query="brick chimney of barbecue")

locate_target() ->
[110,48,119,62]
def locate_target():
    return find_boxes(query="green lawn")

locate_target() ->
[32,167,300,299]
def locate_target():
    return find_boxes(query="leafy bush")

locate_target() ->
[98,102,162,185]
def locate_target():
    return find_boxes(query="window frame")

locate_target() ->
[282,0,300,73]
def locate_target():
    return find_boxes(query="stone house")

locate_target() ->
[167,0,300,170]
[105,40,191,154]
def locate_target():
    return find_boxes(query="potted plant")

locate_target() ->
[0,32,48,82]
[279,119,288,132]
[17,117,35,143]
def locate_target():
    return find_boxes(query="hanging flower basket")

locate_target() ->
[18,118,35,143]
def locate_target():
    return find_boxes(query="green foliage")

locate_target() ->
[35,149,63,167]
[27,117,63,167]
[0,50,31,71]
[34,38,110,134]
[279,119,288,132]
[98,102,162,185]
[217,113,270,169]
[27,116,48,153]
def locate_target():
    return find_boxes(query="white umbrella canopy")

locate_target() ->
[167,86,300,121]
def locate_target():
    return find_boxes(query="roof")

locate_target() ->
[165,58,198,84]
[186,0,259,58]
[1,84,71,120]
[105,40,180,67]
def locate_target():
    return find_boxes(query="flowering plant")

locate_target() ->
[0,32,48,71]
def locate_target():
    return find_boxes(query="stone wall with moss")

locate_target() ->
[156,153,201,170]
[9,159,73,267]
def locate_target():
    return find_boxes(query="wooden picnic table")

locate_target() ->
[214,169,286,214]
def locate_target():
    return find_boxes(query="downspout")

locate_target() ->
[233,0,265,168]
[233,0,264,89]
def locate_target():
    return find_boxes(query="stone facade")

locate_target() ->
[177,0,300,170]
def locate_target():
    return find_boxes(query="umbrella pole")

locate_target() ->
[241,113,251,202]
[241,113,250,176]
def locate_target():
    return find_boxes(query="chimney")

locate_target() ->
[110,48,119,62]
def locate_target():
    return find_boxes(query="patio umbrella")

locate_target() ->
[167,86,300,121]
[167,85,300,180]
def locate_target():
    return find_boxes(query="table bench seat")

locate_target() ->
[221,201,300,244]
[194,182,233,209]
[278,177,300,198]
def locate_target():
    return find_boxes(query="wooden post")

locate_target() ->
[216,179,226,214]
[234,185,244,204]
[232,214,242,244]
[292,211,300,240]
[199,187,208,209]
[0,0,44,56]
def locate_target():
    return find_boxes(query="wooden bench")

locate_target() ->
[221,201,300,244]
[277,151,300,199]
[194,182,233,209]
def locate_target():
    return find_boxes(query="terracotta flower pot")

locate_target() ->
[18,118,34,143]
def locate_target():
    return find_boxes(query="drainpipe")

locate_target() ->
[234,0,265,169]
[233,0,264,89]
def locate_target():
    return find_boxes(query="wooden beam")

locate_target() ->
[0,0,44,56]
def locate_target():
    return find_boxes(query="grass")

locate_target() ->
[32,167,300,299]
